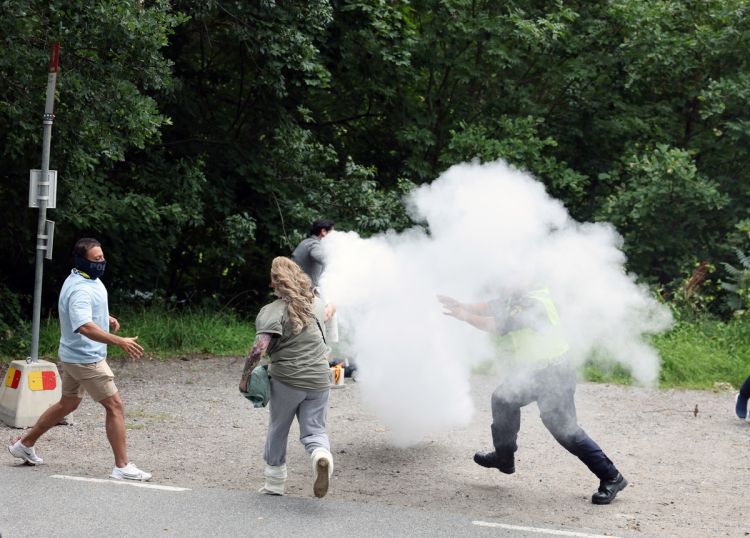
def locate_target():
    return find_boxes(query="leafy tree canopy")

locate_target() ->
[2,0,750,355]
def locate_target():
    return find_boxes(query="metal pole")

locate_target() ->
[30,43,60,362]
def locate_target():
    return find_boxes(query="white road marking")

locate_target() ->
[472,520,620,538]
[51,474,191,492]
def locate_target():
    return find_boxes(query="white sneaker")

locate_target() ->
[110,462,152,481]
[258,463,287,495]
[311,447,333,498]
[8,438,43,465]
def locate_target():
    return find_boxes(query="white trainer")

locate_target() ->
[110,462,152,481]
[8,438,43,465]
[258,463,287,495]
[311,447,333,498]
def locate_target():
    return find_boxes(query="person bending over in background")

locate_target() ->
[239,256,334,498]
[438,288,627,505]
[8,238,150,481]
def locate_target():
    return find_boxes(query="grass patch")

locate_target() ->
[652,317,750,389]
[4,308,749,391]
[583,316,750,389]
[113,306,254,358]
[0,307,255,363]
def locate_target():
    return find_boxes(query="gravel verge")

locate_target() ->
[1,357,745,537]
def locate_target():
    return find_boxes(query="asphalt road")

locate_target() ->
[0,463,630,538]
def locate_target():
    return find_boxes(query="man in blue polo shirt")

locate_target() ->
[8,238,151,481]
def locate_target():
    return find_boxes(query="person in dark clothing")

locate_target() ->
[438,288,627,505]
[735,375,750,420]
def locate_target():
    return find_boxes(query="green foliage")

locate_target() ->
[666,261,721,319]
[112,307,253,358]
[594,0,750,284]
[3,0,750,323]
[652,317,750,389]
[583,315,750,389]
[0,0,187,322]
[0,307,254,362]
[721,249,750,314]
[597,145,728,282]
[0,285,25,358]
[442,118,590,206]
[148,1,414,311]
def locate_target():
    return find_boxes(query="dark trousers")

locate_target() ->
[740,375,750,399]
[490,363,619,481]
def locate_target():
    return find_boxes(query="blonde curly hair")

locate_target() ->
[270,256,315,335]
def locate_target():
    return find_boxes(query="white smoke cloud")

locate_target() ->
[320,160,672,446]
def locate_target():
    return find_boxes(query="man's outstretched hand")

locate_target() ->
[118,336,144,360]
[437,295,465,320]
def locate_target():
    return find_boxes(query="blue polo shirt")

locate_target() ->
[58,270,110,364]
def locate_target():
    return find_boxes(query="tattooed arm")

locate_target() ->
[239,333,272,393]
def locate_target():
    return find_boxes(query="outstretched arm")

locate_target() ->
[78,321,143,359]
[437,295,496,333]
[239,333,272,393]
[437,295,491,315]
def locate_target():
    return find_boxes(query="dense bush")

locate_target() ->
[1,0,749,335]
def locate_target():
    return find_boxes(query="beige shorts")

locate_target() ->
[60,360,118,402]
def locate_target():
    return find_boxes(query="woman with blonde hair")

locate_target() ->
[239,256,334,497]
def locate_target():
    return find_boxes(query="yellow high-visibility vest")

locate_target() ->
[497,288,570,363]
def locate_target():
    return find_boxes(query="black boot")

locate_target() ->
[591,473,627,505]
[473,451,515,474]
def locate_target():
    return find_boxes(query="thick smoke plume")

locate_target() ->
[320,160,672,446]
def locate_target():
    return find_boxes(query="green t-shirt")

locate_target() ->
[255,297,330,391]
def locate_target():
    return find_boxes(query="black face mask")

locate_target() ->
[75,254,106,280]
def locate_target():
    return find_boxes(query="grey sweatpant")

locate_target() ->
[264,378,331,466]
